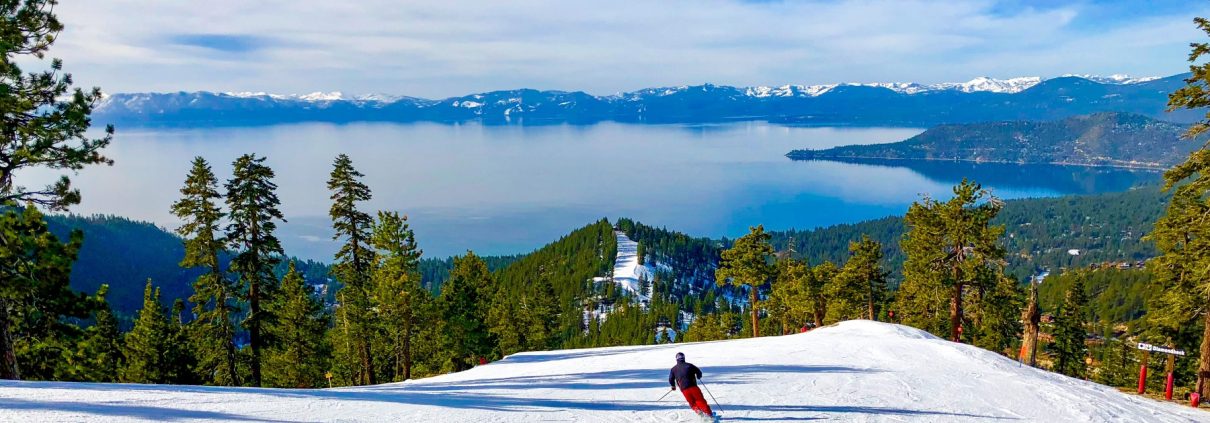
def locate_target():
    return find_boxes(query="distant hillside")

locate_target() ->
[48,185,1169,315]
[94,74,1198,127]
[787,112,1197,169]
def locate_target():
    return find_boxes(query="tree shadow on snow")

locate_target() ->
[378,364,875,392]
[0,397,291,422]
[722,404,1017,420]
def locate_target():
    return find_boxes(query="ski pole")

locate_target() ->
[700,382,723,414]
[656,388,674,402]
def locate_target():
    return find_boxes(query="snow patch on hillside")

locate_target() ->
[0,320,1203,422]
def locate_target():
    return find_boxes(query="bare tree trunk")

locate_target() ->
[0,300,19,380]
[1198,309,1210,398]
[750,286,759,337]
[249,278,262,387]
[950,283,963,342]
[867,280,876,321]
[814,296,825,328]
[1020,280,1040,367]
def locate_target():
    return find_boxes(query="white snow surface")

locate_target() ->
[612,231,652,300]
[0,320,1204,422]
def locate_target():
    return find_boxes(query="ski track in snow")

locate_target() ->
[0,321,1205,422]
[611,231,651,300]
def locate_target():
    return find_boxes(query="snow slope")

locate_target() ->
[0,321,1204,422]
[610,231,652,300]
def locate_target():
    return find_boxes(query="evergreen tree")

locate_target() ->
[171,157,239,386]
[770,257,811,333]
[225,153,285,387]
[122,281,169,384]
[0,0,112,211]
[897,179,1005,342]
[1151,16,1210,397]
[369,211,424,381]
[441,252,495,371]
[716,225,776,337]
[830,236,888,321]
[0,1,111,379]
[266,262,329,388]
[971,275,1023,355]
[810,262,837,326]
[165,299,198,384]
[327,154,377,385]
[73,285,123,382]
[1052,280,1089,378]
[0,205,87,380]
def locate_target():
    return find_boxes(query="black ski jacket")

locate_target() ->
[669,362,702,390]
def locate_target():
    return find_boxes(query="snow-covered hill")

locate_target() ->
[0,321,1203,422]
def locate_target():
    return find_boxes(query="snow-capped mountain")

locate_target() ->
[93,73,1195,127]
[743,76,1043,98]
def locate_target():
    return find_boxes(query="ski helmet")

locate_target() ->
[675,352,685,362]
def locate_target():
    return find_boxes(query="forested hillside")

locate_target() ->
[769,185,1166,283]
[788,112,1198,169]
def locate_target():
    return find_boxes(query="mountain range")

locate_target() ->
[787,112,1198,169]
[94,74,1198,127]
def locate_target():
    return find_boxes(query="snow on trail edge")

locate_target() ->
[0,320,1204,422]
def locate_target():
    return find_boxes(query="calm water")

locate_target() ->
[30,122,1158,261]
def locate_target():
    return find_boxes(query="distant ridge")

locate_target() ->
[787,112,1197,169]
[94,73,1198,127]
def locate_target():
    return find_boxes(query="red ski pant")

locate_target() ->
[680,386,713,416]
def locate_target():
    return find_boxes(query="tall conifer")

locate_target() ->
[122,281,169,384]
[716,225,775,337]
[171,157,239,385]
[370,211,424,381]
[266,262,329,388]
[327,154,377,385]
[225,154,285,387]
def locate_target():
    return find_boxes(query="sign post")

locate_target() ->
[1136,343,1185,400]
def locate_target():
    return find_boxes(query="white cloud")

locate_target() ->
[42,0,1210,98]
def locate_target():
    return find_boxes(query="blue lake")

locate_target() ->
[34,122,1159,260]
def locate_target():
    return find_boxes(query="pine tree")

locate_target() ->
[74,285,123,382]
[0,205,87,380]
[971,275,1023,355]
[370,211,424,381]
[810,262,837,326]
[897,179,1005,342]
[522,272,558,351]
[0,1,111,380]
[327,154,377,385]
[165,299,198,384]
[1052,280,1088,378]
[266,262,329,388]
[1150,16,1210,397]
[0,1,111,211]
[171,157,239,386]
[441,252,495,371]
[122,281,169,384]
[716,225,776,337]
[830,236,888,321]
[225,153,285,387]
[770,257,810,333]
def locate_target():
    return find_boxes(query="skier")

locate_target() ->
[669,352,714,418]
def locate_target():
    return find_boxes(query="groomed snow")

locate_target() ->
[611,231,652,300]
[0,321,1204,422]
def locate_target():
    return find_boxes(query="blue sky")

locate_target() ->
[47,0,1210,98]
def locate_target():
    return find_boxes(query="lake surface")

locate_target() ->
[29,122,1159,261]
